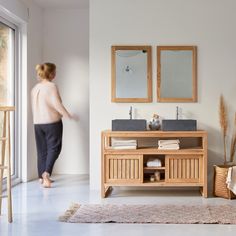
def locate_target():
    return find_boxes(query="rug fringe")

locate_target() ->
[58,203,81,222]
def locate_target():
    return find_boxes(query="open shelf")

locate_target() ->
[143,180,165,185]
[104,147,204,155]
[144,167,165,170]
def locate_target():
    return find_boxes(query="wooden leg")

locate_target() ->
[0,112,6,216]
[7,164,12,223]
[203,186,208,198]
[101,185,106,198]
[7,111,12,223]
[200,187,208,198]
[105,186,112,197]
[101,186,113,198]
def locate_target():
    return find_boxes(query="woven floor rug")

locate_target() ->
[59,203,236,224]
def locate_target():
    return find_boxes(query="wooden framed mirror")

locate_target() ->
[157,46,197,102]
[111,45,152,103]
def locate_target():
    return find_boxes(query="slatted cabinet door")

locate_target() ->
[165,155,203,183]
[105,155,143,183]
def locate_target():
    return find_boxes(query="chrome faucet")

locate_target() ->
[176,106,179,120]
[129,106,133,120]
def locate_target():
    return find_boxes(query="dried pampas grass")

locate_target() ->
[219,95,228,164]
[219,96,236,164]
[230,112,236,163]
[219,95,228,136]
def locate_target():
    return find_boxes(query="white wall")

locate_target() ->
[90,0,236,190]
[42,8,89,174]
[0,0,28,23]
[26,1,43,180]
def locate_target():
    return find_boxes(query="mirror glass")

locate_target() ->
[112,46,152,103]
[157,46,197,102]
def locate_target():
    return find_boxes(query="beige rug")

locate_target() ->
[59,203,236,224]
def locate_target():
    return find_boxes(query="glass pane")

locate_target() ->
[0,21,15,177]
[160,50,193,99]
[116,50,148,98]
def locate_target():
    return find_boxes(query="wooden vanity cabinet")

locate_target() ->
[101,130,207,198]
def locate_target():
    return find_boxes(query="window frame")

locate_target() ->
[0,15,20,187]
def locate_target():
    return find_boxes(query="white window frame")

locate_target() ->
[0,15,21,188]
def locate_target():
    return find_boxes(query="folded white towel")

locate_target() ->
[110,145,137,149]
[146,158,162,167]
[158,139,180,145]
[226,166,236,195]
[112,138,137,146]
[159,143,179,147]
[158,144,180,150]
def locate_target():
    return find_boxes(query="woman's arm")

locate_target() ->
[50,84,72,119]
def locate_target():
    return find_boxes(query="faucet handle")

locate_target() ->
[129,106,133,120]
[176,106,179,120]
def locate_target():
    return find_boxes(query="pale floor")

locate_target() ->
[1,175,236,236]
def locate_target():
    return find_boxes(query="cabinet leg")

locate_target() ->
[101,185,105,198]
[105,186,112,197]
[200,187,208,198]
[101,186,112,198]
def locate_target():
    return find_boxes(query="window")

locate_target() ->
[0,18,18,180]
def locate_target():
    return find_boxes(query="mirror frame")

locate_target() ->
[157,46,197,102]
[111,45,152,103]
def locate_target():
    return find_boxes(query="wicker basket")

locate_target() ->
[213,165,236,199]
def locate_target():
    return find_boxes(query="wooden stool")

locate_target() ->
[0,106,15,223]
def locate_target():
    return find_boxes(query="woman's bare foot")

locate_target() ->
[42,172,51,188]
[39,177,54,184]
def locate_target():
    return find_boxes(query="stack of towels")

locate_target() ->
[111,138,137,149]
[158,139,180,150]
[226,166,236,195]
[146,158,162,167]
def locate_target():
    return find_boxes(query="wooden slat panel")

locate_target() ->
[126,159,130,179]
[130,159,134,179]
[178,159,182,179]
[106,155,142,183]
[122,159,126,179]
[165,155,201,183]
[171,159,174,179]
[118,159,122,179]
[183,159,186,179]
[140,155,143,182]
[186,159,190,179]
[195,158,199,179]
[174,159,178,179]
[191,159,195,179]
[199,156,203,182]
[165,157,169,181]
[135,160,139,179]
[113,159,117,179]
[110,159,114,179]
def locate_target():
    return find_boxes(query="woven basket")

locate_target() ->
[213,165,236,199]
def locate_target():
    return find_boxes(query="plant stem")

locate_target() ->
[223,134,227,165]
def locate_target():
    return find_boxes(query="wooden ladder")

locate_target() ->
[0,106,15,223]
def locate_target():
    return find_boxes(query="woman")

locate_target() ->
[31,62,73,188]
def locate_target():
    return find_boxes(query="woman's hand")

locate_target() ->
[71,113,79,121]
